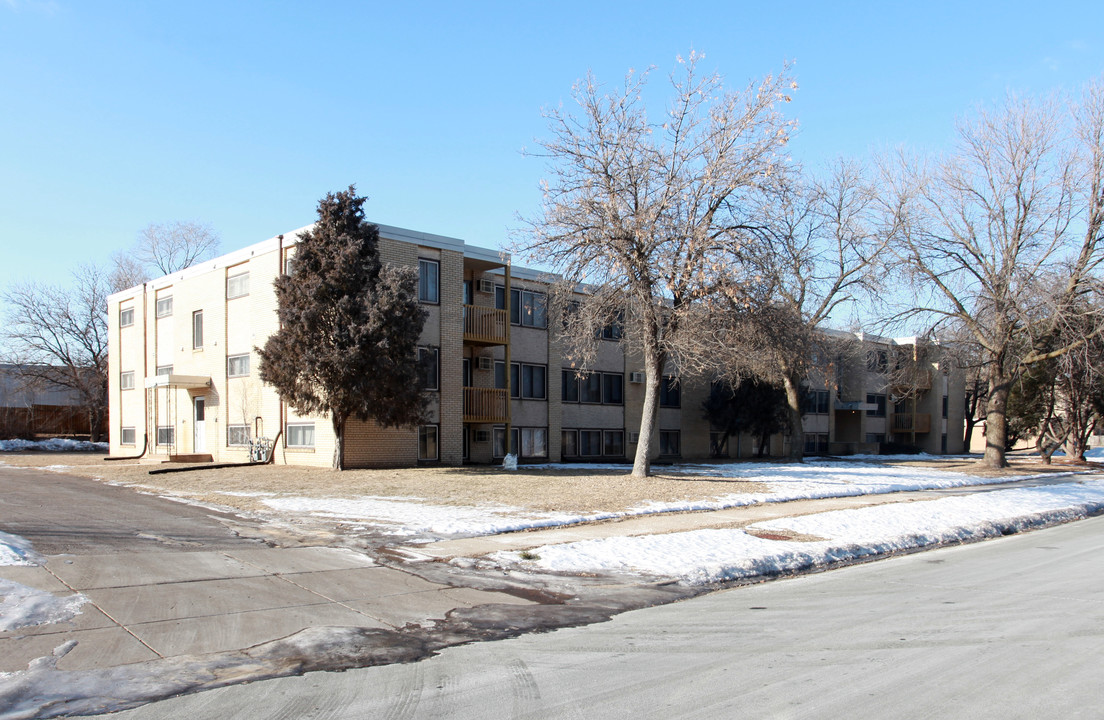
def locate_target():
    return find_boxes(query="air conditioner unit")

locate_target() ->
[477,356,494,371]
[629,372,645,384]
[478,279,495,294]
[628,432,640,443]
[475,430,491,442]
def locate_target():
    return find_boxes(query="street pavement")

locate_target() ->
[86,514,1104,719]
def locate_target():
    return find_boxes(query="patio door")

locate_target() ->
[193,397,206,453]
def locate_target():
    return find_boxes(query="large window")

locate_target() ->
[120,371,135,390]
[419,425,439,461]
[562,370,623,405]
[192,310,203,349]
[659,430,681,457]
[119,307,134,328]
[155,295,173,318]
[660,377,681,408]
[804,433,829,454]
[496,286,547,328]
[418,347,439,391]
[227,425,250,446]
[286,423,315,448]
[227,354,250,378]
[492,427,548,459]
[866,393,886,417]
[120,427,136,446]
[418,259,439,303]
[562,429,624,458]
[496,361,546,399]
[227,271,250,299]
[805,389,830,415]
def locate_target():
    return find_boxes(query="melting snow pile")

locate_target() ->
[0,531,88,632]
[0,438,108,452]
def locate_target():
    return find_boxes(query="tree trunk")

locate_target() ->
[331,413,346,471]
[963,417,977,452]
[632,351,663,478]
[780,372,805,462]
[982,369,1011,468]
[88,405,105,443]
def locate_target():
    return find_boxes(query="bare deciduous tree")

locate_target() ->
[682,160,890,460]
[887,83,1104,468]
[111,220,221,289]
[2,264,110,441]
[518,52,797,477]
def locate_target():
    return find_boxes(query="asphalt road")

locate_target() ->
[90,513,1104,720]
[0,464,260,554]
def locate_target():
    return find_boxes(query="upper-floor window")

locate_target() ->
[418,347,439,391]
[562,370,623,405]
[192,310,203,349]
[866,393,886,417]
[155,295,173,318]
[942,395,949,418]
[866,349,888,373]
[156,365,173,377]
[120,371,135,390]
[119,307,135,328]
[496,361,546,399]
[496,286,547,328]
[600,310,624,341]
[805,389,830,415]
[227,271,250,299]
[227,354,250,378]
[419,259,439,303]
[660,376,681,408]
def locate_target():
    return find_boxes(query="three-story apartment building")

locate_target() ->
[107,223,965,467]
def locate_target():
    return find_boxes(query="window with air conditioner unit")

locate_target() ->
[478,278,495,294]
[629,372,645,384]
[477,356,494,371]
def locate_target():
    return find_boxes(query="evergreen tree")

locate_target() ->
[703,378,789,458]
[258,186,428,470]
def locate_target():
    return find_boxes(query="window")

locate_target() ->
[603,430,625,457]
[496,287,547,328]
[496,361,546,399]
[419,425,439,461]
[942,395,948,419]
[119,307,135,328]
[156,295,173,318]
[867,350,888,373]
[804,433,829,454]
[120,371,135,390]
[581,373,602,403]
[228,425,249,446]
[601,311,624,340]
[562,370,580,402]
[660,430,681,457]
[866,433,886,444]
[562,430,578,458]
[227,271,250,299]
[578,430,603,457]
[284,256,295,276]
[805,389,829,415]
[418,347,439,391]
[157,426,175,446]
[602,374,623,405]
[709,432,729,458]
[418,259,439,303]
[660,377,681,408]
[227,354,250,378]
[866,393,886,417]
[192,310,203,349]
[120,427,136,446]
[286,423,315,448]
[156,365,173,377]
[491,427,546,458]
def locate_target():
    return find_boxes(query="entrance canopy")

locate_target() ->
[144,375,212,390]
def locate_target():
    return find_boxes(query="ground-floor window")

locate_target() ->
[120,427,136,446]
[709,432,729,458]
[419,425,439,461]
[563,428,625,458]
[156,426,174,446]
[659,430,681,457]
[286,423,315,448]
[493,427,548,459]
[804,433,829,454]
[865,433,885,444]
[228,424,250,446]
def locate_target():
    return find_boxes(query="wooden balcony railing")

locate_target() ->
[891,413,931,433]
[464,387,509,423]
[463,305,508,346]
[892,369,932,392]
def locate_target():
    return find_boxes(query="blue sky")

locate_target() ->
[2,0,1103,300]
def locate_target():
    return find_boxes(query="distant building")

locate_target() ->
[107,224,966,465]
[0,364,101,438]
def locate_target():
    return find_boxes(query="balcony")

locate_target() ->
[463,387,509,423]
[463,305,508,346]
[891,413,931,434]
[891,369,932,393]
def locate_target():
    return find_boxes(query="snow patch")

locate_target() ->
[0,439,107,453]
[0,580,88,632]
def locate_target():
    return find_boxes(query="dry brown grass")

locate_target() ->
[1,450,1096,519]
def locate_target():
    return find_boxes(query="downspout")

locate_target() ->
[276,235,285,464]
[504,260,512,456]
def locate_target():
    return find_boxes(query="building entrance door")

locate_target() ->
[193,397,206,453]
